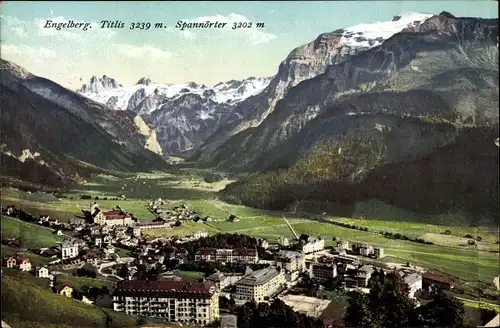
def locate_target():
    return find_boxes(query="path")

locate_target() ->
[97,257,135,281]
[456,296,500,309]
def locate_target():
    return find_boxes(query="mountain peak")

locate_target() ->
[136,77,152,86]
[78,75,121,93]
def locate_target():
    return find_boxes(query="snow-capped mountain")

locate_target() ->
[77,76,272,154]
[78,76,271,115]
[195,12,434,161]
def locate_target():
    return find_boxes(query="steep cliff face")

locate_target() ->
[132,115,163,155]
[198,13,499,171]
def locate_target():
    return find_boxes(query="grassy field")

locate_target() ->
[1,274,139,328]
[171,270,205,281]
[1,215,67,248]
[53,273,116,290]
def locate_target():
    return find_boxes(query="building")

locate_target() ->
[235,267,286,303]
[359,245,374,257]
[311,263,337,281]
[36,266,50,278]
[279,236,290,247]
[3,256,17,269]
[404,273,422,298]
[2,255,31,272]
[422,273,454,292]
[373,247,385,259]
[206,271,230,291]
[112,280,219,325]
[220,314,237,328]
[132,221,170,237]
[345,265,374,288]
[194,231,208,239]
[61,241,79,260]
[302,237,325,254]
[275,251,304,282]
[17,256,31,272]
[338,240,349,250]
[93,207,133,226]
[195,248,258,264]
[53,282,73,298]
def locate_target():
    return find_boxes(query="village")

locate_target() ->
[1,200,498,328]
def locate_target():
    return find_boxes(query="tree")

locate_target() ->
[418,289,465,328]
[344,271,422,328]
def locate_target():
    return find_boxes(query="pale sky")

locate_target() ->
[1,1,497,89]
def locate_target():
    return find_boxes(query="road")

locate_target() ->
[97,257,135,281]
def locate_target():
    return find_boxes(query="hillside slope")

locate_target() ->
[1,274,137,328]
[0,59,168,189]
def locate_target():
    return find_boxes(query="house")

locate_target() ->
[258,238,269,249]
[404,273,422,298]
[359,245,374,257]
[82,251,99,266]
[104,244,115,256]
[90,226,101,236]
[61,241,79,260]
[3,255,31,272]
[194,230,208,239]
[345,265,374,288]
[36,266,51,278]
[94,237,103,247]
[55,230,64,236]
[422,273,454,291]
[228,214,240,222]
[53,281,73,297]
[3,256,17,269]
[48,218,59,226]
[207,271,231,291]
[373,247,385,259]
[279,236,290,247]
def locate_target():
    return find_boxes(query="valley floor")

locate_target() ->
[1,170,499,308]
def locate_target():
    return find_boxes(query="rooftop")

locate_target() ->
[404,273,421,285]
[237,266,280,286]
[276,250,301,260]
[113,279,215,298]
[423,273,454,285]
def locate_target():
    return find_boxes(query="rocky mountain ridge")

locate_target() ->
[196,12,499,171]
[193,12,435,160]
[77,75,272,154]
